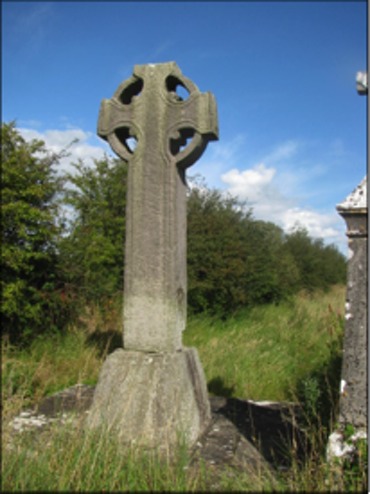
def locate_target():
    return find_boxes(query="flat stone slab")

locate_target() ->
[36,383,95,417]
[199,396,308,470]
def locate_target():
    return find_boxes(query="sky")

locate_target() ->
[2,1,368,255]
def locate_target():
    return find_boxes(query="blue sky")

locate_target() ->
[2,1,367,254]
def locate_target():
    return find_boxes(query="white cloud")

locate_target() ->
[221,163,276,202]
[281,208,344,240]
[18,127,112,175]
[217,140,347,253]
[194,134,246,187]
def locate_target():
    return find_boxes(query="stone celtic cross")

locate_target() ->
[98,62,218,352]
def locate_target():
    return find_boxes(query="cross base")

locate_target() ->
[87,347,211,449]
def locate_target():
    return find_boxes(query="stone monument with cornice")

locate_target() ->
[327,71,368,464]
[336,177,367,429]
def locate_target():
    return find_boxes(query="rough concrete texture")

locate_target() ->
[86,347,211,448]
[98,62,218,352]
[336,176,367,428]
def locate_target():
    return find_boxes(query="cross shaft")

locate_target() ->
[98,62,218,352]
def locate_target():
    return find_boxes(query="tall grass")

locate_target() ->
[185,285,345,404]
[2,285,367,491]
[4,423,203,492]
[2,330,101,419]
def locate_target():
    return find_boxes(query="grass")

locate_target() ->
[2,284,368,491]
[185,285,345,404]
[4,423,199,492]
[2,330,100,414]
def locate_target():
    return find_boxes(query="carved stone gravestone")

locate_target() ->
[87,62,218,448]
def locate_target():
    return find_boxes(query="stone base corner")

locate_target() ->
[86,347,211,449]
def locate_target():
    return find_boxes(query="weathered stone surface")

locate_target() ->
[87,62,217,449]
[36,383,95,416]
[87,347,211,448]
[98,62,218,352]
[327,177,368,464]
[336,177,367,428]
[205,397,308,468]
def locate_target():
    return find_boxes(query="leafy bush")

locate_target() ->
[284,227,346,292]
[59,168,347,318]
[2,123,347,341]
[58,157,127,307]
[186,181,345,316]
[1,123,68,343]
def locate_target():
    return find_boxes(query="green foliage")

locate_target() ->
[339,424,368,491]
[187,181,345,316]
[343,436,368,488]
[59,157,127,306]
[187,183,252,314]
[284,227,346,292]
[187,185,234,314]
[2,122,347,343]
[59,170,347,318]
[1,122,67,343]
[294,305,344,432]
[2,330,100,410]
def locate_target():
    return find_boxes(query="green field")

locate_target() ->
[2,285,367,491]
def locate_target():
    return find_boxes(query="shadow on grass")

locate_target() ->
[86,329,122,357]
[207,377,235,398]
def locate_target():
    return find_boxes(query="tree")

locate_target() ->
[186,180,345,316]
[58,157,127,306]
[285,226,346,291]
[186,182,300,315]
[187,184,252,314]
[248,220,300,302]
[1,122,66,343]
[318,243,347,287]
